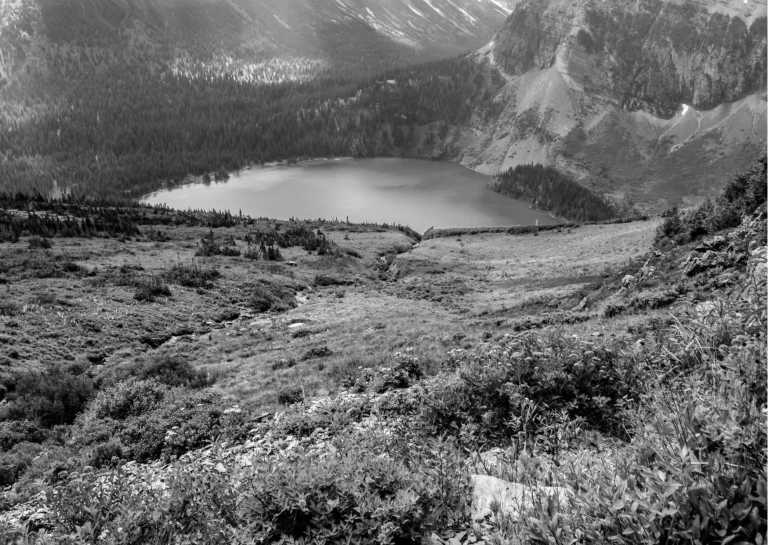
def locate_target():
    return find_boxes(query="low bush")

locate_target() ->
[0,420,47,450]
[77,386,250,464]
[271,358,297,370]
[2,367,94,427]
[87,439,124,468]
[219,245,241,257]
[49,432,469,544]
[133,276,171,302]
[98,356,212,389]
[164,263,220,288]
[120,392,250,462]
[247,279,297,312]
[87,379,168,420]
[314,273,354,287]
[0,442,44,486]
[301,345,332,361]
[195,230,221,257]
[277,386,303,405]
[416,334,647,444]
[195,231,241,257]
[28,236,52,249]
[348,351,424,394]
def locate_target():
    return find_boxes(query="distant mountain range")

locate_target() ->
[0,0,517,87]
[0,0,765,213]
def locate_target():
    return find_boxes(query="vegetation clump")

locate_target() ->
[133,276,172,302]
[657,155,767,246]
[164,263,220,289]
[247,279,298,313]
[493,164,616,222]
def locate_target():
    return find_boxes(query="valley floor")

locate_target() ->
[0,220,656,412]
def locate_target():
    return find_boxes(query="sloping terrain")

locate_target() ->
[0,0,517,87]
[0,157,764,545]
[446,0,767,211]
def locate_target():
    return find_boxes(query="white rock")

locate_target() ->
[470,474,571,521]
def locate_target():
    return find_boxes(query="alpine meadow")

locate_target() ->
[0,1,766,544]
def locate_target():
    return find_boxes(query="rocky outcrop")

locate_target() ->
[491,0,766,116]
[445,0,767,212]
[470,474,572,521]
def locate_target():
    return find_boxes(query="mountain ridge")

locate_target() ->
[440,0,768,211]
[0,0,518,85]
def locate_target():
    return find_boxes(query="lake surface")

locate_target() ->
[143,158,557,233]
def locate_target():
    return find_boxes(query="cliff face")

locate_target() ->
[448,0,767,211]
[491,0,766,116]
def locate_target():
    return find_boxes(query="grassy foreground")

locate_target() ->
[0,159,765,544]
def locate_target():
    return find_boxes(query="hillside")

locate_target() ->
[444,0,767,211]
[0,157,765,544]
[0,0,516,91]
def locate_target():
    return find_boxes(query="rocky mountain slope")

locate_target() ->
[0,0,517,87]
[445,0,767,211]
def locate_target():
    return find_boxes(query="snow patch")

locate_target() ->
[422,0,446,18]
[407,4,425,18]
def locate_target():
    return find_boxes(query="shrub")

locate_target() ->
[195,230,221,257]
[0,420,46,450]
[49,432,468,544]
[164,263,220,288]
[219,245,241,257]
[314,273,354,287]
[277,386,303,405]
[0,442,44,486]
[28,236,52,249]
[3,367,94,427]
[247,279,296,312]
[133,276,171,302]
[301,345,332,361]
[238,431,469,543]
[417,334,646,444]
[87,379,168,420]
[271,358,297,370]
[87,439,124,468]
[98,356,212,389]
[349,351,424,394]
[115,391,249,462]
[0,300,20,316]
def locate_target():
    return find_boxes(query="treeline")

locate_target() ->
[0,57,500,199]
[493,164,616,222]
[657,155,767,246]
[0,193,249,241]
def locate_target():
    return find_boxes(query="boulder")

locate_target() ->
[470,474,571,521]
